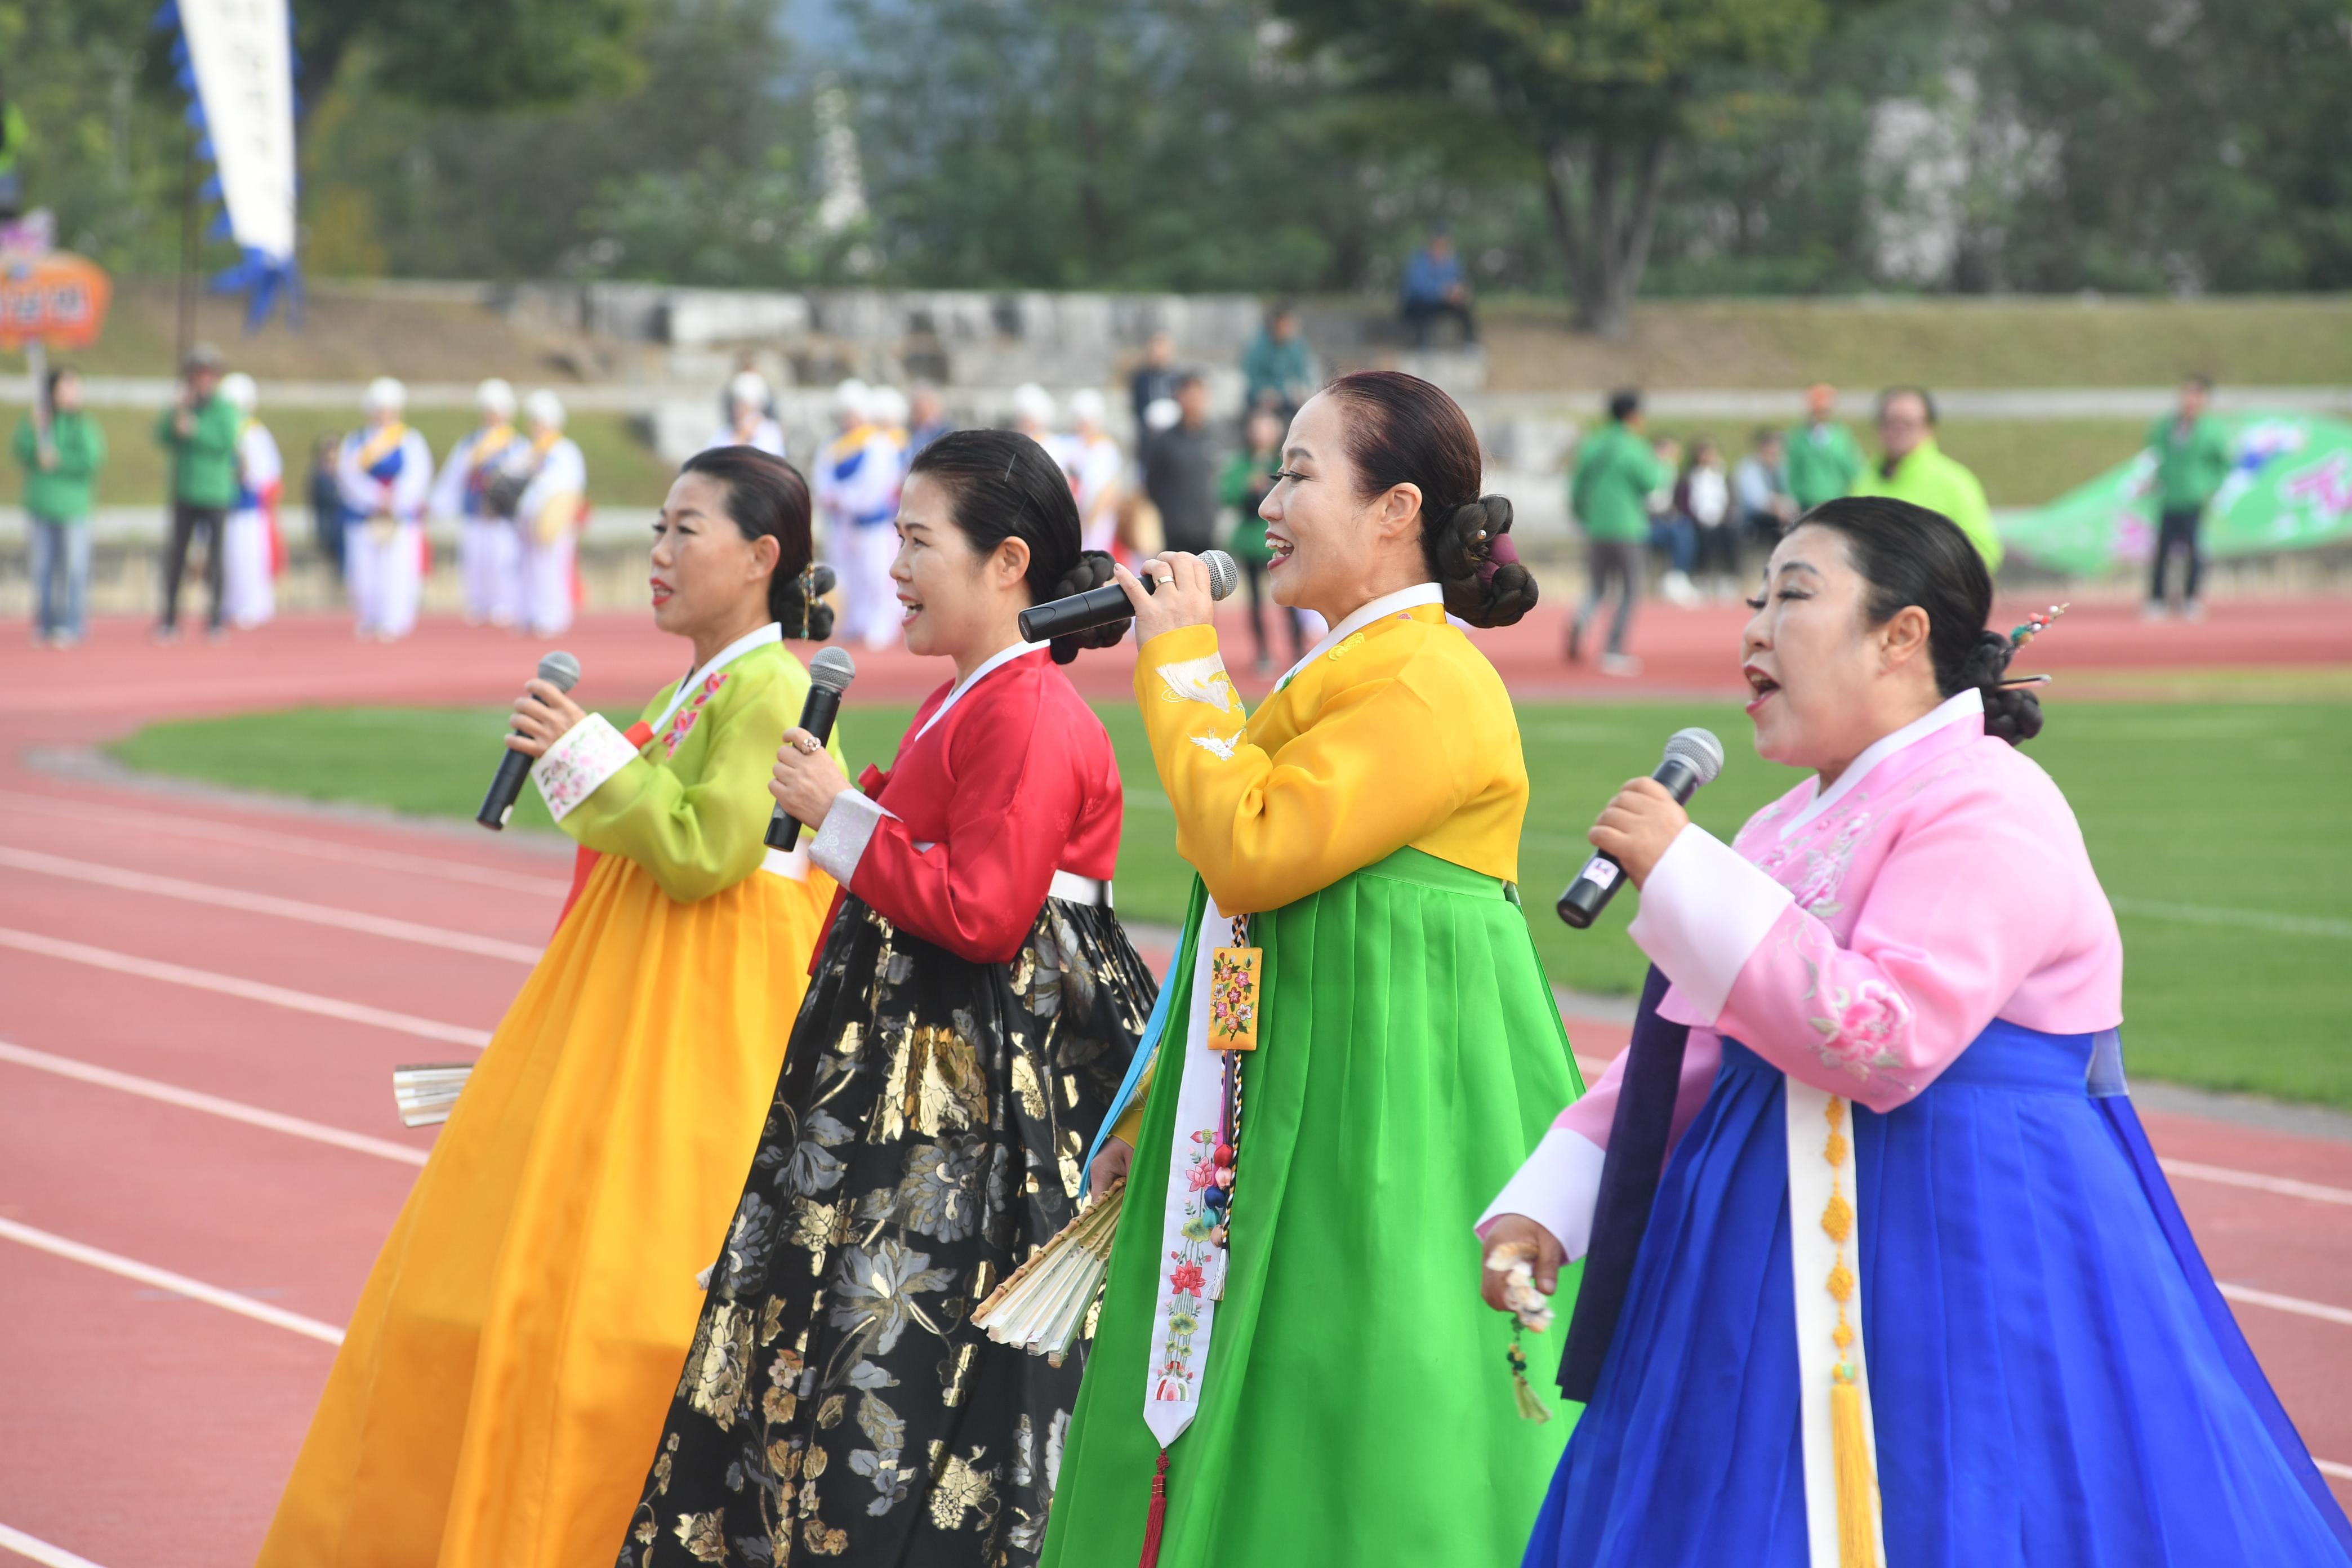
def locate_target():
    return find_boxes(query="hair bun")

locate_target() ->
[1432,496,1537,629]
[1046,549,1126,665]
[779,562,838,642]
[1961,627,2044,745]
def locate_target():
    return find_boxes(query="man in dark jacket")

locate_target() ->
[1142,373,1221,555]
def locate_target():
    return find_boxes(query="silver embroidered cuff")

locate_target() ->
[808,789,889,886]
[1477,1126,1608,1261]
[1626,823,1793,1023]
[531,712,640,823]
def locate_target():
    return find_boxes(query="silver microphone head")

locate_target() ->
[1662,727,1725,787]
[1200,549,1240,602]
[808,645,857,693]
[536,651,582,693]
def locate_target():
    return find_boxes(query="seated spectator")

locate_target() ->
[1242,304,1317,422]
[1732,426,1796,549]
[1648,434,1696,605]
[1400,227,1478,346]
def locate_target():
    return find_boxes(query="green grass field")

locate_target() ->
[109,696,2352,1107]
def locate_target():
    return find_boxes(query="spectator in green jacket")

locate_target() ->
[1852,385,2001,572]
[2144,375,2232,621]
[13,366,106,646]
[1219,406,1304,676]
[1784,382,1863,512]
[0,72,29,219]
[153,341,242,640]
[1569,389,1669,675]
[1241,304,1316,424]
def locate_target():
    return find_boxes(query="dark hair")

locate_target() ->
[1793,496,2042,745]
[1607,389,1641,422]
[1877,384,1939,425]
[1173,371,1205,394]
[2184,372,2213,393]
[1321,369,1536,629]
[679,446,832,639]
[44,365,73,403]
[907,428,1120,664]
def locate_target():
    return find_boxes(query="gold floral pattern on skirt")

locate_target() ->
[621,896,1152,1568]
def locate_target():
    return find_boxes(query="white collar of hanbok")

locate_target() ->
[649,622,783,738]
[915,637,1049,745]
[1273,581,1445,692]
[1776,685,1984,840]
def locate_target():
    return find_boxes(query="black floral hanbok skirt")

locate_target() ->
[621,893,1154,1568]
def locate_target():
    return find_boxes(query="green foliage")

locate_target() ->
[105,694,2352,1107]
[293,0,651,112]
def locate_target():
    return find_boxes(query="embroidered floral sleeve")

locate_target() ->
[1632,792,2082,1114]
[1132,624,1482,914]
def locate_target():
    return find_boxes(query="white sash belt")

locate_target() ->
[1048,870,1111,908]
[761,844,811,883]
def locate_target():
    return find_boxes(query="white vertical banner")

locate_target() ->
[178,0,297,265]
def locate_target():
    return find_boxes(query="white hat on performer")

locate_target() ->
[478,377,518,418]
[729,370,770,411]
[832,377,873,424]
[1012,382,1055,429]
[870,385,910,429]
[525,389,568,431]
[364,376,407,416]
[1069,387,1107,429]
[220,372,259,414]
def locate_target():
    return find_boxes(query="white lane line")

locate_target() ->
[0,845,542,964]
[2319,1459,2352,1482]
[0,1217,344,1346]
[0,1522,109,1568]
[0,927,492,1049]
[0,788,569,897]
[2219,1282,2352,1328]
[0,1040,428,1168]
[2163,1158,2352,1208]
[2113,897,2352,941]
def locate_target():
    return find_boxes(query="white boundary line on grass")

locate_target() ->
[0,1522,110,1568]
[2112,897,2352,941]
[0,1217,345,1346]
[0,1040,428,1168]
[0,846,542,964]
[0,788,570,897]
[0,927,492,1048]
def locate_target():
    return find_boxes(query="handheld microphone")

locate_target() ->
[478,651,582,830]
[1017,549,1241,644]
[1557,728,1725,929]
[765,647,858,851]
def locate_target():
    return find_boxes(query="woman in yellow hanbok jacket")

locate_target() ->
[260,447,848,1568]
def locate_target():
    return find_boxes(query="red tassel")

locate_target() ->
[1137,1448,1170,1567]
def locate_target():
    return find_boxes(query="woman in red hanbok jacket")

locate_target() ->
[621,429,1156,1567]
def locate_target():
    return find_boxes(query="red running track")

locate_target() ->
[1,603,2349,1568]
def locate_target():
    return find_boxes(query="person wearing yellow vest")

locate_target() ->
[337,377,436,642]
[1850,386,2000,572]
[259,446,845,1568]
[432,378,529,627]
[513,389,588,638]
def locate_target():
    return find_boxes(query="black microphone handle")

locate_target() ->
[1016,580,1148,644]
[765,684,850,851]
[476,737,536,830]
[1555,756,1705,928]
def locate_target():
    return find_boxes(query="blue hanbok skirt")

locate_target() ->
[1527,1021,2352,1567]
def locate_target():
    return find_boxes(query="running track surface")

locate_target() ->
[2,598,2349,1568]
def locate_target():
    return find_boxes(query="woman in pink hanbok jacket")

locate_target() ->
[1483,497,2352,1568]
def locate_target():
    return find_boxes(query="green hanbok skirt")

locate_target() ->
[1042,847,1585,1567]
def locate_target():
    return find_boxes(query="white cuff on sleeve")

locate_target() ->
[808,790,890,886]
[1626,823,1792,1023]
[530,713,640,822]
[1477,1127,1608,1262]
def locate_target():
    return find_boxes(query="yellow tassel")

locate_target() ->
[1830,1373,1880,1568]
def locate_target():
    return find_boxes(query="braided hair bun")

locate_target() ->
[1045,550,1126,665]
[777,562,838,643]
[1429,496,1539,629]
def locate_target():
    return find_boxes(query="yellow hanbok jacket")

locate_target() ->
[260,636,841,1568]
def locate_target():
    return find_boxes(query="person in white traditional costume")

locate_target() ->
[338,377,435,643]
[1066,387,1126,553]
[1013,380,1076,476]
[812,377,905,650]
[511,389,588,638]
[708,371,787,457]
[433,377,527,627]
[219,372,284,630]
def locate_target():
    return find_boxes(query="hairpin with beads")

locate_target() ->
[799,562,819,640]
[1999,602,2068,688]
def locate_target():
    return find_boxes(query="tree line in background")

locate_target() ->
[5,0,2347,335]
